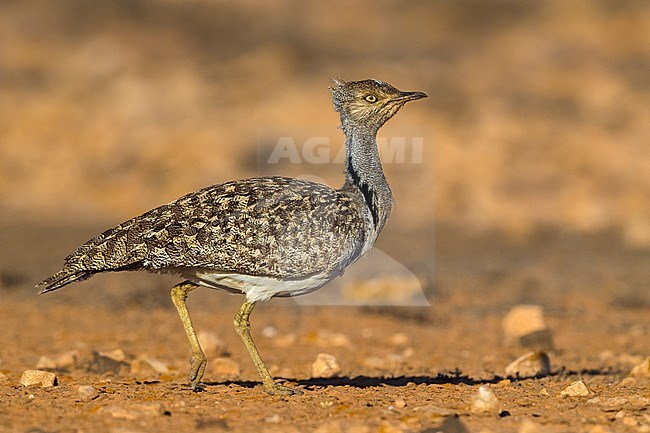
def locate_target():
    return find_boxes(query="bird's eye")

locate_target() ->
[364,95,377,103]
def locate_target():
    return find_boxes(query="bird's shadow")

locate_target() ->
[203,366,622,391]
[206,372,503,391]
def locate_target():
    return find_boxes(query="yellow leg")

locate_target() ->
[234,300,302,395]
[171,281,206,392]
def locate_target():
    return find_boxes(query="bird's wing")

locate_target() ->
[37,177,366,292]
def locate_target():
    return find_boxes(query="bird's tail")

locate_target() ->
[36,269,94,294]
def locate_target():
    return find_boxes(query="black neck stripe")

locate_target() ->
[347,156,379,227]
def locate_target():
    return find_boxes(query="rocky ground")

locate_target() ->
[0,1,648,432]
[0,221,648,433]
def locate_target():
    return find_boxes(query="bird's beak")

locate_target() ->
[392,90,428,103]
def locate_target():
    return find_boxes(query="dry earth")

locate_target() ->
[0,220,648,432]
[0,1,649,432]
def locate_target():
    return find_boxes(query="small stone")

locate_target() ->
[502,305,553,350]
[212,357,240,378]
[36,350,79,370]
[265,414,281,423]
[393,397,406,409]
[364,356,387,370]
[629,356,650,378]
[311,353,341,378]
[262,326,278,338]
[76,385,99,402]
[139,357,169,374]
[55,350,79,369]
[471,385,500,414]
[273,333,297,347]
[197,331,227,356]
[314,330,350,347]
[600,396,628,410]
[35,356,56,370]
[268,365,293,378]
[621,417,639,427]
[363,354,406,371]
[421,405,456,419]
[100,349,126,362]
[539,388,550,397]
[20,370,57,387]
[560,380,590,397]
[388,333,409,346]
[505,351,551,378]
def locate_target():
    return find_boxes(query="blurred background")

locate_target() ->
[0,0,648,300]
[0,5,649,426]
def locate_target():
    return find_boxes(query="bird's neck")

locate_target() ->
[342,123,394,232]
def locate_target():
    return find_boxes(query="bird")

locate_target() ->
[36,78,427,395]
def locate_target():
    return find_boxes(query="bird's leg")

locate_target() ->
[171,281,207,392]
[234,300,302,395]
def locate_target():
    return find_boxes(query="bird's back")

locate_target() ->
[38,176,368,293]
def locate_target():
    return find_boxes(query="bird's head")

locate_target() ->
[330,78,427,130]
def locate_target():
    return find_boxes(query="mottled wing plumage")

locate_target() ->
[37,177,367,293]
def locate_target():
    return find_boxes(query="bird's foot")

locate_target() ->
[188,353,207,392]
[263,381,303,396]
[191,381,206,393]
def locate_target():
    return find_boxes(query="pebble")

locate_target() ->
[471,385,500,414]
[76,385,99,402]
[393,397,406,409]
[273,333,297,347]
[20,370,58,387]
[269,365,294,379]
[629,356,650,378]
[211,357,240,378]
[197,331,227,356]
[362,354,406,370]
[40,350,78,370]
[502,305,553,350]
[264,414,281,423]
[35,356,56,370]
[560,380,590,397]
[504,351,551,378]
[100,349,126,362]
[312,330,350,347]
[262,325,278,338]
[311,353,341,378]
[388,333,410,346]
[138,356,169,374]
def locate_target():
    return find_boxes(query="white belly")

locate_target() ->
[181,268,334,303]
